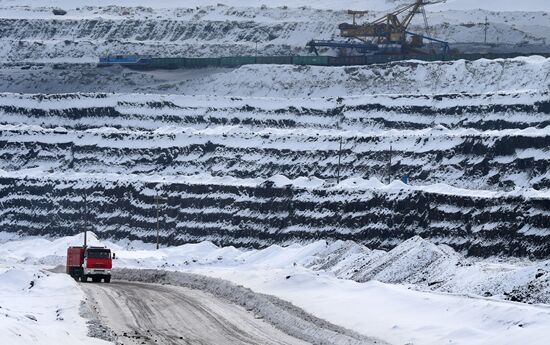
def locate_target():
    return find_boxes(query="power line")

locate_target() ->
[387,144,393,184]
[155,192,167,250]
[484,16,489,44]
[337,137,343,184]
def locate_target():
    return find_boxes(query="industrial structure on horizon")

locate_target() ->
[308,0,449,56]
[98,0,549,69]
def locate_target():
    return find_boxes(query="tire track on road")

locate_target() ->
[83,281,311,345]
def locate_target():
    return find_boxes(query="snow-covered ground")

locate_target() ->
[1,232,549,345]
[147,57,550,97]
[196,269,550,345]
[0,264,110,345]
[1,57,549,96]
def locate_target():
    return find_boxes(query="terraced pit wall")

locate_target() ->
[0,90,548,258]
[1,92,548,190]
[1,174,548,258]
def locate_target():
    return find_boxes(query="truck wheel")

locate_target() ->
[104,276,111,283]
[92,277,101,283]
[80,276,87,283]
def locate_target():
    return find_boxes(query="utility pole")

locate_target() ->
[82,192,88,248]
[124,190,133,233]
[483,16,489,44]
[387,145,393,184]
[155,192,167,250]
[336,137,343,184]
[155,193,160,250]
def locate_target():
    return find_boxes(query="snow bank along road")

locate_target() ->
[83,281,307,345]
[82,270,384,345]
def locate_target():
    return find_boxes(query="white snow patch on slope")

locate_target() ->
[310,236,461,284]
[0,265,110,345]
[2,169,547,199]
[179,57,550,97]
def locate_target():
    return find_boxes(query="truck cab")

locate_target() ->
[67,246,112,283]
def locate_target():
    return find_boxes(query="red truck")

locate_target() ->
[66,246,113,283]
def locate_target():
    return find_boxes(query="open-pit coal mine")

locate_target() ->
[0,90,548,258]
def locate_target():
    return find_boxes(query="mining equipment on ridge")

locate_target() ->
[307,0,449,57]
[97,0,550,69]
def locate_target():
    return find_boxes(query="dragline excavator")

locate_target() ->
[307,0,449,56]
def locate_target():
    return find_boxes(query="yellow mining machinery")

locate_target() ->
[339,0,444,44]
[308,0,449,56]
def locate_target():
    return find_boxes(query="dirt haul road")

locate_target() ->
[82,280,311,345]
